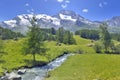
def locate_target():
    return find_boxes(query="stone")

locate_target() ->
[0,76,8,80]
[17,69,26,75]
[8,72,21,80]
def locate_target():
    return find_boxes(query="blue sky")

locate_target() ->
[0,0,120,21]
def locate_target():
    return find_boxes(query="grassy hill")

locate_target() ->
[0,35,93,76]
[45,36,120,80]
[1,35,120,80]
[46,54,120,80]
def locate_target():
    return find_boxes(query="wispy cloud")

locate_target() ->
[31,9,34,12]
[99,3,103,7]
[61,4,67,8]
[57,0,70,9]
[27,9,35,14]
[99,2,108,8]
[82,9,89,13]
[25,3,29,7]
[65,0,70,3]
[103,2,108,5]
[57,0,64,3]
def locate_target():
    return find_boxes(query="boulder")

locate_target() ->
[7,72,21,80]
[0,75,21,80]
[0,76,8,80]
[17,69,26,75]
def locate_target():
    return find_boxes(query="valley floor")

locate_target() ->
[0,36,120,80]
[0,36,92,76]
[45,54,120,80]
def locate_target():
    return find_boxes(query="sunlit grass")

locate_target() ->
[46,54,120,80]
[45,36,120,80]
[0,35,93,76]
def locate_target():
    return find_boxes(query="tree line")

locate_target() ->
[32,27,76,45]
[75,23,120,54]
[0,26,24,40]
[75,27,120,42]
[75,29,99,40]
[94,23,120,54]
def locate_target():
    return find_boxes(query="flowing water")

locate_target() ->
[20,54,73,80]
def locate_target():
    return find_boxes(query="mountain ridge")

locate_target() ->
[0,10,120,34]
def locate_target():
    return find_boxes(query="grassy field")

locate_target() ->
[46,54,120,80]
[45,36,120,80]
[1,35,120,79]
[0,35,92,76]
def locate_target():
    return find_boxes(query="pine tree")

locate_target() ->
[23,16,46,62]
[100,23,111,53]
[50,27,56,35]
[56,27,65,43]
[63,31,75,44]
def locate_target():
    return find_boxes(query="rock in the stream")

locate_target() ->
[0,76,8,80]
[8,72,21,80]
[0,72,21,80]
[17,69,26,75]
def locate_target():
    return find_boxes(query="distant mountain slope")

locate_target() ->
[1,10,120,34]
[0,10,100,34]
[105,16,120,27]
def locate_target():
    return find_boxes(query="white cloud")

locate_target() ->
[66,0,70,3]
[103,2,108,5]
[99,2,108,8]
[57,0,70,9]
[57,0,64,3]
[82,9,88,13]
[25,3,29,7]
[99,3,103,7]
[61,4,67,8]
[31,9,34,12]
[27,9,34,14]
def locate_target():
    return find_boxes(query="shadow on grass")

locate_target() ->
[0,52,8,55]
[0,52,7,64]
[0,60,6,63]
[23,59,47,68]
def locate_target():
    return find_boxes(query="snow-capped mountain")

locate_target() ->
[105,16,120,27]
[0,10,100,34]
[54,10,98,25]
[0,14,61,34]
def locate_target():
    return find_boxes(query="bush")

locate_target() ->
[77,49,84,54]
[113,44,120,54]
[94,43,102,53]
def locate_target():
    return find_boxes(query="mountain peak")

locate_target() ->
[0,10,100,34]
[59,10,76,16]
[105,16,120,27]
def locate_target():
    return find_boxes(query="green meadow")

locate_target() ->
[0,36,91,76]
[45,36,120,80]
[0,35,120,80]
[46,54,120,80]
